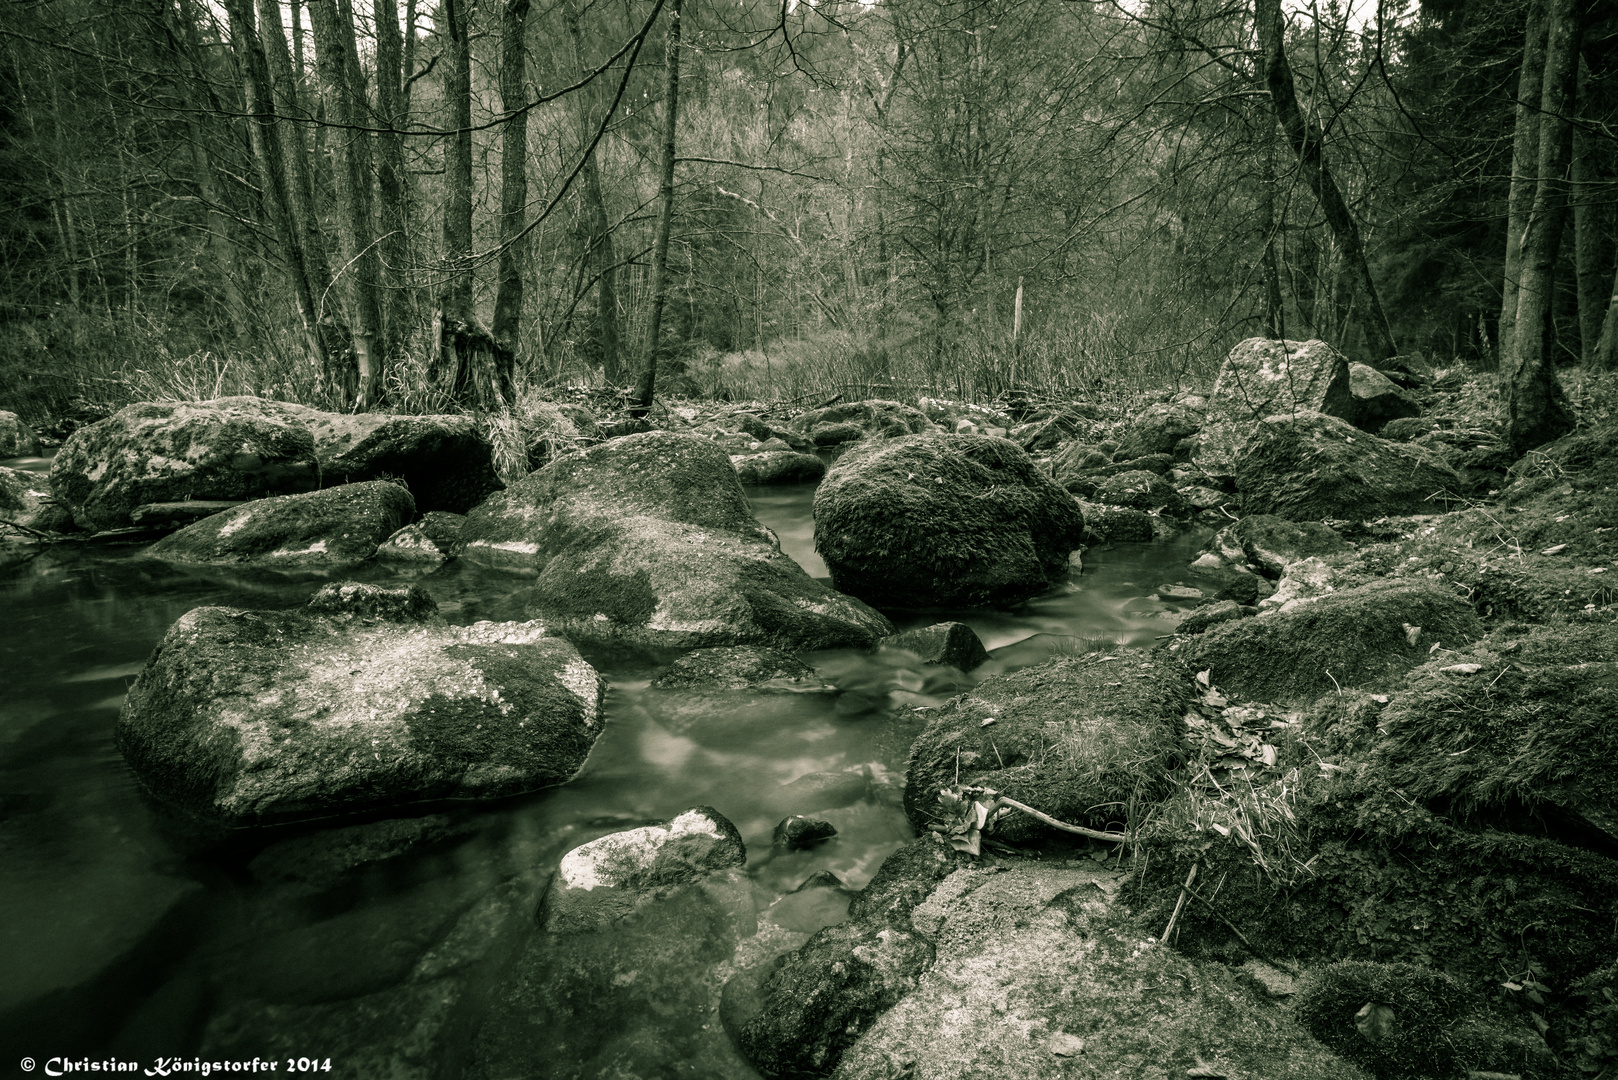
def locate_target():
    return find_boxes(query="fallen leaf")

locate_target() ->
[1259,743,1278,767]
[1048,1033,1085,1057]
[1403,623,1421,646]
[980,717,998,727]
[1541,544,1568,555]
[1202,690,1228,708]
[1439,663,1483,674]
[1210,822,1230,836]
[1196,669,1212,687]
[1355,1002,1396,1044]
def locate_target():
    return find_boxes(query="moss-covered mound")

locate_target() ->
[1169,579,1480,701]
[1293,961,1552,1079]
[1371,621,1618,847]
[903,652,1190,839]
[814,432,1087,608]
[147,480,414,567]
[788,399,933,447]
[1234,411,1463,521]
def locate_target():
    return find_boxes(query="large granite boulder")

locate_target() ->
[1235,411,1464,521]
[0,410,41,457]
[458,431,892,651]
[903,652,1191,840]
[146,480,414,568]
[115,582,605,827]
[814,432,1086,608]
[789,400,933,447]
[49,399,321,531]
[1210,338,1355,422]
[1169,578,1480,701]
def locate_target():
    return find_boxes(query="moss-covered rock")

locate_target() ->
[1091,469,1188,517]
[1371,621,1618,846]
[1197,514,1348,578]
[0,464,49,525]
[1176,599,1252,634]
[459,431,891,650]
[732,450,826,484]
[1346,363,1420,433]
[788,400,933,447]
[814,432,1086,608]
[1293,961,1554,1080]
[1234,412,1463,521]
[0,410,41,457]
[1169,579,1480,700]
[878,621,989,672]
[48,399,321,530]
[147,480,414,568]
[115,582,606,827]
[1081,502,1156,542]
[903,652,1191,839]
[1115,402,1203,460]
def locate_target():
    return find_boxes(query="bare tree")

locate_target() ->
[631,0,684,416]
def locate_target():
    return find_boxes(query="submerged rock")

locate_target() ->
[904,652,1191,840]
[651,645,827,691]
[1210,338,1355,422]
[1235,411,1463,521]
[115,582,605,826]
[878,621,989,672]
[459,431,892,651]
[48,399,321,530]
[772,815,837,850]
[814,432,1086,608]
[147,481,413,568]
[1170,578,1480,700]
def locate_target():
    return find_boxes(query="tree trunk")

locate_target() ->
[491,0,530,379]
[257,0,336,353]
[374,0,412,360]
[630,0,683,417]
[1596,259,1618,369]
[223,0,329,371]
[1506,0,1579,455]
[1499,0,1549,367]
[1571,56,1607,364]
[564,1,621,383]
[307,0,384,408]
[1254,0,1396,362]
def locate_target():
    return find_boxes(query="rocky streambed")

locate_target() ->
[2,339,1614,1079]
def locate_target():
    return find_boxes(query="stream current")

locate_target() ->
[0,456,1212,1070]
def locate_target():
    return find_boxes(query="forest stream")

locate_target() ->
[0,452,1216,1073]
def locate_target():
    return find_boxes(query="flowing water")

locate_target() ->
[0,462,1214,1072]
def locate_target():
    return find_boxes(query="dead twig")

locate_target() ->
[1161,862,1198,943]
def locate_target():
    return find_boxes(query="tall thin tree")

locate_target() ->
[631,0,684,417]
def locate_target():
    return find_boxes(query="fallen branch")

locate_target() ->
[983,791,1128,843]
[1161,862,1199,943]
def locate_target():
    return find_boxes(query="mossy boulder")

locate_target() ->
[903,652,1191,840]
[115,582,606,827]
[1346,363,1420,433]
[1080,502,1156,542]
[458,431,891,650]
[732,450,826,484]
[1170,578,1480,700]
[1197,514,1348,578]
[833,862,1367,1080]
[814,432,1087,608]
[878,621,989,672]
[48,399,321,530]
[248,400,502,513]
[147,480,414,568]
[375,511,464,565]
[788,400,933,447]
[729,921,936,1079]
[1234,412,1463,521]
[1293,961,1552,1080]
[0,464,49,528]
[0,410,41,457]
[1372,621,1618,847]
[1092,469,1188,516]
[1210,338,1355,422]
[1114,401,1203,459]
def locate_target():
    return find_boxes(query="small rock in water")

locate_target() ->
[1157,584,1204,602]
[773,815,837,850]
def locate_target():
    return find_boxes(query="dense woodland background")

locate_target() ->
[1,0,1615,443]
